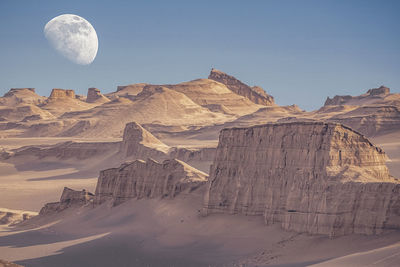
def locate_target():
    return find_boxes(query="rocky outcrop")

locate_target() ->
[0,208,37,226]
[86,88,110,103]
[203,122,400,236]
[49,89,75,99]
[324,86,391,106]
[95,158,207,205]
[120,122,170,158]
[329,105,400,136]
[39,187,94,215]
[0,88,45,106]
[208,69,275,106]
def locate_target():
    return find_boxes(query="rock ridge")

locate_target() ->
[208,68,275,106]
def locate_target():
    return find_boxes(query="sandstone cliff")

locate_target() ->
[40,187,94,215]
[203,122,400,236]
[95,158,207,205]
[208,69,275,106]
[49,88,76,99]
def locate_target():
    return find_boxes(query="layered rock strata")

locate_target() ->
[49,89,75,99]
[208,68,275,106]
[95,158,207,205]
[203,122,400,236]
[39,187,94,215]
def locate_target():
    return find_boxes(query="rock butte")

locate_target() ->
[202,121,400,236]
[49,88,76,99]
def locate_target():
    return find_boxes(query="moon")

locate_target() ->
[44,14,98,65]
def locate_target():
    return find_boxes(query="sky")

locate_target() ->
[0,0,399,110]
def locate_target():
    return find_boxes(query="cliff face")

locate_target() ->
[95,158,207,205]
[40,187,94,215]
[49,88,76,99]
[203,122,400,236]
[208,69,275,106]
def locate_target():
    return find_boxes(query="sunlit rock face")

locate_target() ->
[94,158,207,206]
[203,121,400,236]
[208,68,275,106]
[49,88,76,99]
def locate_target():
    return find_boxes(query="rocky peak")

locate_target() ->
[208,68,275,106]
[49,88,76,99]
[367,85,390,96]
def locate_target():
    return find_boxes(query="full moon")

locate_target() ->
[44,14,98,65]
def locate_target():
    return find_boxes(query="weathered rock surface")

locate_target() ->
[208,69,275,106]
[0,208,37,226]
[121,122,170,158]
[324,86,392,106]
[40,187,94,215]
[95,158,207,205]
[0,88,45,106]
[328,105,400,136]
[203,121,400,236]
[49,89,76,99]
[86,87,110,103]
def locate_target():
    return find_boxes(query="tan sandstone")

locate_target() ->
[94,158,208,205]
[203,121,400,236]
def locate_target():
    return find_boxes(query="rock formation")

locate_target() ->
[120,121,170,158]
[0,208,37,226]
[328,105,400,136]
[86,87,110,103]
[39,187,94,215]
[49,88,76,99]
[0,88,45,106]
[324,86,391,106]
[95,158,208,205]
[208,69,275,106]
[203,121,400,236]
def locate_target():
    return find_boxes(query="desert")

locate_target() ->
[1,1,400,266]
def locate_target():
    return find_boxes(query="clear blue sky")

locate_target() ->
[0,0,399,110]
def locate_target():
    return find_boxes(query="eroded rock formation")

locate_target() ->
[49,88,76,99]
[39,187,94,215]
[203,122,400,236]
[208,69,275,106]
[95,158,208,205]
[86,87,110,103]
[324,86,391,106]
